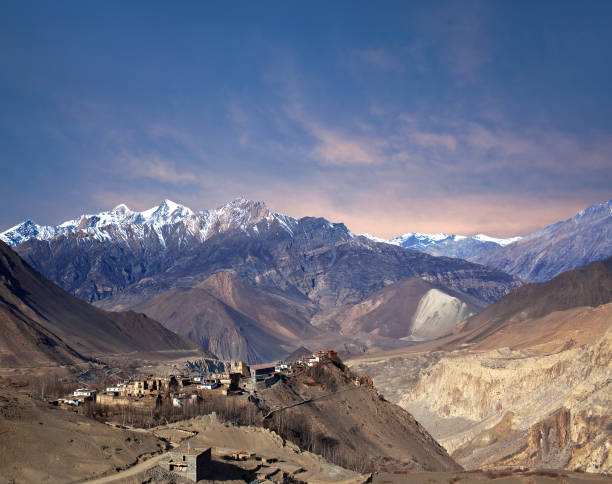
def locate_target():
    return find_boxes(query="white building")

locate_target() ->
[73,388,95,398]
[198,379,219,390]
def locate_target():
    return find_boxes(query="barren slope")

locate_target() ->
[349,259,612,473]
[0,240,200,368]
[136,272,319,362]
[257,361,461,473]
[334,278,485,341]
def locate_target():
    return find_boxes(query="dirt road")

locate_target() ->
[81,451,169,483]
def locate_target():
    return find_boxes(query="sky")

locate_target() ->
[1,1,611,238]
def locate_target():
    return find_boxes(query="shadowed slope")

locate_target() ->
[136,272,319,363]
[444,256,612,350]
[0,240,199,368]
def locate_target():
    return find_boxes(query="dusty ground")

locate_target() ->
[371,469,612,483]
[79,414,369,484]
[156,414,369,483]
[0,380,165,483]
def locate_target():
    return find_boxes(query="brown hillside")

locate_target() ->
[443,256,612,350]
[335,277,485,340]
[136,272,319,363]
[257,360,462,473]
[0,240,199,368]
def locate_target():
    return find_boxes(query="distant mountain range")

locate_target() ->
[0,198,521,362]
[362,199,612,281]
[471,199,612,281]
[362,232,522,260]
[2,197,610,361]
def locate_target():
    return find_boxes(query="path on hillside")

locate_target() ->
[81,451,170,483]
[263,386,360,418]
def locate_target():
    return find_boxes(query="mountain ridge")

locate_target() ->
[471,199,612,281]
[0,240,203,368]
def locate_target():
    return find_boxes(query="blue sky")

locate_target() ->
[1,1,611,237]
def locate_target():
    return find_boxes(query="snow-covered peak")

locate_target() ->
[204,198,274,234]
[359,233,389,244]
[113,203,131,212]
[575,199,612,219]
[472,234,522,246]
[142,199,194,226]
[0,198,295,247]
[389,232,451,246]
[0,220,57,246]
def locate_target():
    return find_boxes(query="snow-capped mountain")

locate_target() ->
[1,198,520,308]
[361,231,522,259]
[473,199,612,281]
[0,198,297,248]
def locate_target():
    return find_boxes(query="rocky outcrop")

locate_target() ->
[348,260,612,473]
[257,360,462,473]
[351,312,612,473]
[331,278,485,341]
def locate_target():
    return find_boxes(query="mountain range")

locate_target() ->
[2,197,611,362]
[363,199,612,281]
[471,199,612,281]
[362,232,522,260]
[0,198,522,361]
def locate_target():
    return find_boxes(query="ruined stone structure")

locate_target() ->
[168,447,211,481]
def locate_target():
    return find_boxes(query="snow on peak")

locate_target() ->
[472,234,523,246]
[389,232,451,245]
[359,233,389,244]
[0,220,57,246]
[113,203,131,212]
[145,199,194,224]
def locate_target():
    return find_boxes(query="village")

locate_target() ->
[55,350,342,411]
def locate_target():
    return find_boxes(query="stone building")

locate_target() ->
[167,447,211,481]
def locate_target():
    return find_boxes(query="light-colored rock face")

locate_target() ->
[408,289,472,341]
[349,307,612,474]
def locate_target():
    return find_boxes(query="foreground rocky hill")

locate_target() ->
[349,258,612,473]
[256,360,461,474]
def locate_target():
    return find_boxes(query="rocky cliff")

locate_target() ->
[349,259,612,473]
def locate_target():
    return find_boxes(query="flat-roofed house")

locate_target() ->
[168,447,211,481]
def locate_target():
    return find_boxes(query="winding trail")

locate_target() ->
[81,451,170,483]
[263,386,359,418]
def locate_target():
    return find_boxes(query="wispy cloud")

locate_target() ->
[121,154,198,184]
[309,123,384,166]
[354,48,403,71]
[410,131,457,151]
